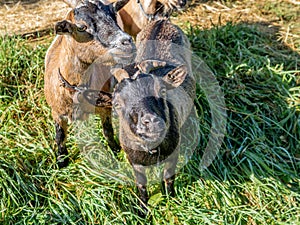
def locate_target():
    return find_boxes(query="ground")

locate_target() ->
[1,0,299,51]
[0,0,299,224]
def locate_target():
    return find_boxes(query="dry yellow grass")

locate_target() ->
[0,0,299,51]
[173,0,300,52]
[0,0,70,35]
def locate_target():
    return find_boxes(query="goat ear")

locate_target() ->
[162,65,188,89]
[111,68,130,82]
[112,0,130,12]
[137,60,167,73]
[62,0,82,8]
[83,90,112,107]
[55,20,74,35]
[73,90,112,113]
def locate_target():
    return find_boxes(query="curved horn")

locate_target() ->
[73,89,112,114]
[83,90,112,107]
[137,60,167,73]
[111,68,130,82]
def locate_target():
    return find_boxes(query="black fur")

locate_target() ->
[55,122,69,168]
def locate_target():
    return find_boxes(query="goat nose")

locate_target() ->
[116,35,132,47]
[141,114,158,126]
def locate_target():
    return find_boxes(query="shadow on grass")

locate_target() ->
[180,20,299,194]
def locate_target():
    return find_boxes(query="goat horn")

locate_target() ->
[82,90,112,107]
[73,89,112,114]
[111,68,130,82]
[137,60,167,73]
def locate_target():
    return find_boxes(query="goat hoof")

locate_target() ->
[56,155,69,168]
[110,145,121,157]
[161,181,175,197]
[112,149,120,156]
[137,205,148,218]
[111,143,121,151]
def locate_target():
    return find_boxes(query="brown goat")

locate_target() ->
[107,0,187,37]
[44,0,135,168]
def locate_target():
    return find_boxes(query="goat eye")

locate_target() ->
[77,25,87,32]
[159,88,167,97]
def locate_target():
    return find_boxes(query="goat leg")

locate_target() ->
[55,120,69,168]
[101,115,121,156]
[162,174,176,197]
[132,164,149,217]
[162,149,179,197]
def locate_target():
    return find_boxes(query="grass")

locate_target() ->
[1,4,300,225]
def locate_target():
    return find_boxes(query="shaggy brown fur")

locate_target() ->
[107,0,186,38]
[44,0,135,168]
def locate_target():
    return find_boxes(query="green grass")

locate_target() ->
[0,20,299,224]
[261,1,299,22]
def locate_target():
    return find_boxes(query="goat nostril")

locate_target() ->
[141,114,160,126]
[118,36,132,46]
[141,114,153,126]
[142,117,150,125]
[122,39,131,46]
